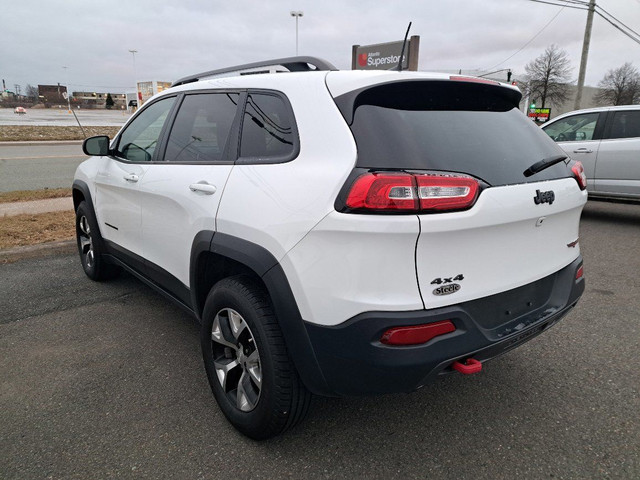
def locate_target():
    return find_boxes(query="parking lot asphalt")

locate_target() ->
[1,200,639,479]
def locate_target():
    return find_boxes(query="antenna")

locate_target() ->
[397,22,412,72]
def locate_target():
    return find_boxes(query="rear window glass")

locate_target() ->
[339,81,571,186]
[240,94,295,159]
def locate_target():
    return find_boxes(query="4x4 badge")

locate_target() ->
[433,284,461,296]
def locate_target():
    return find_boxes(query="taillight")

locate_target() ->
[381,320,456,346]
[345,173,417,211]
[416,175,479,211]
[571,161,587,190]
[344,172,481,213]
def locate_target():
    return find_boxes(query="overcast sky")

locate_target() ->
[1,0,638,94]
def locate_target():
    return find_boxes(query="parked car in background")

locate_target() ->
[14,106,26,114]
[542,105,640,201]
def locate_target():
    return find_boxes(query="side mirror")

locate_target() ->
[83,135,110,156]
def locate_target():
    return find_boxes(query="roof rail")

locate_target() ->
[172,56,338,87]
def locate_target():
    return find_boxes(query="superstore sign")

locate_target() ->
[528,108,552,122]
[355,40,410,70]
[358,51,405,69]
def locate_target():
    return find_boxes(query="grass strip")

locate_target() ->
[0,125,120,142]
[0,210,75,249]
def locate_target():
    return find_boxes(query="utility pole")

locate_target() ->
[574,0,596,110]
[129,49,138,112]
[63,66,72,112]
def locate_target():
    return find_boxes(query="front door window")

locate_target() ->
[543,113,599,142]
[115,97,176,161]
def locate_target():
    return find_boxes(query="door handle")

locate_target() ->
[189,183,217,195]
[572,148,593,154]
[123,174,139,182]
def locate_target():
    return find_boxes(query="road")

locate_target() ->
[0,143,86,192]
[1,200,639,479]
[0,107,130,126]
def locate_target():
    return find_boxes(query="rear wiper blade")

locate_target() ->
[523,154,568,178]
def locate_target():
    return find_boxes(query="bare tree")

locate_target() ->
[25,84,39,103]
[594,63,640,106]
[524,44,573,108]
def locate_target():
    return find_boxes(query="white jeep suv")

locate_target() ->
[73,57,587,439]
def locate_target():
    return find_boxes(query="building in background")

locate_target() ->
[72,91,127,109]
[137,81,171,105]
[125,90,138,111]
[38,84,67,104]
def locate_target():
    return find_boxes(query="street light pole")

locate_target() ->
[290,11,303,56]
[128,49,138,112]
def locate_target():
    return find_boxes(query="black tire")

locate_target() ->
[201,275,311,440]
[75,201,119,281]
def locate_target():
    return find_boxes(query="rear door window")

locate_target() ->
[336,81,571,186]
[607,110,640,139]
[164,93,240,163]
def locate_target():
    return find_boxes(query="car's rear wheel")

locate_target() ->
[75,201,119,281]
[201,275,311,440]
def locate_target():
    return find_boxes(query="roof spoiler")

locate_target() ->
[172,56,338,87]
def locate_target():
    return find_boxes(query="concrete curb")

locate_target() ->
[0,140,83,146]
[0,239,75,264]
[0,197,74,217]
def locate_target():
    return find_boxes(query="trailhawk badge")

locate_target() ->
[433,284,461,296]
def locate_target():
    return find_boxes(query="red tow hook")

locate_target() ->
[452,358,482,375]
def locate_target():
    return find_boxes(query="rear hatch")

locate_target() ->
[332,76,586,309]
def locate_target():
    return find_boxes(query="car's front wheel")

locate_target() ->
[201,275,311,440]
[75,201,119,281]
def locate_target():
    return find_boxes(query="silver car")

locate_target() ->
[542,105,640,201]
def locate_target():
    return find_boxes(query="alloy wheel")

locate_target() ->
[210,308,262,412]
[78,215,95,269]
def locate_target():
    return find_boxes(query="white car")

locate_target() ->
[542,105,640,201]
[73,57,587,439]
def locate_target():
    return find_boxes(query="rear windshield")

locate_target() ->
[335,81,571,186]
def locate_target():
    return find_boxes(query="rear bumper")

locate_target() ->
[303,256,584,396]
